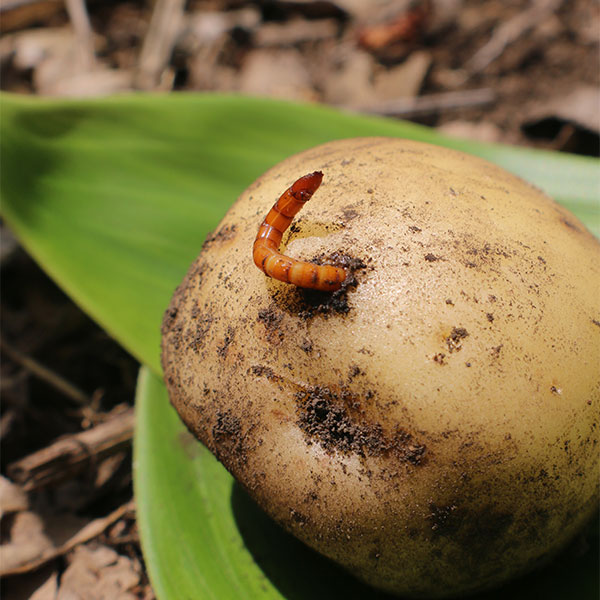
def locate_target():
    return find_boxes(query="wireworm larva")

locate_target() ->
[253,171,347,291]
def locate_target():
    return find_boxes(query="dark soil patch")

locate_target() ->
[296,385,426,464]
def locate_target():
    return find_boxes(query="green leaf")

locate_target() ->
[2,93,598,600]
[136,366,599,600]
[1,93,598,374]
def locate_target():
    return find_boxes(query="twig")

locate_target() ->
[1,336,90,406]
[353,88,496,117]
[64,0,96,70]
[465,0,563,75]
[0,0,63,33]
[7,407,135,491]
[1,499,136,576]
[134,0,187,90]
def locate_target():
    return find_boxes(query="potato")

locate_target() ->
[161,138,599,597]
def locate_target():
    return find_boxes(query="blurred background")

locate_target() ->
[1,1,598,598]
[2,0,599,153]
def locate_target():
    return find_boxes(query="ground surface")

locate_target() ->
[1,0,599,598]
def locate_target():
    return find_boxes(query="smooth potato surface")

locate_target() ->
[161,138,599,597]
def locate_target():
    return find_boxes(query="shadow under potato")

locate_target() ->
[230,481,395,600]
[230,481,599,600]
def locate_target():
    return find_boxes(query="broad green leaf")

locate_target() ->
[136,366,599,600]
[1,93,598,600]
[1,93,598,373]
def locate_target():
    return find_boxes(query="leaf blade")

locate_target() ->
[2,93,598,373]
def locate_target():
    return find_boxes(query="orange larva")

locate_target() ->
[252,172,347,291]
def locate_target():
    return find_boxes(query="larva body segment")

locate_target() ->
[252,171,347,291]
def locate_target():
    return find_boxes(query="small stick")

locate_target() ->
[0,1,64,33]
[1,337,90,406]
[64,0,96,70]
[353,88,496,117]
[134,0,187,90]
[465,0,563,75]
[7,407,135,491]
[1,499,136,576]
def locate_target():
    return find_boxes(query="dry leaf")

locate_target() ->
[1,565,59,600]
[438,120,503,143]
[321,49,375,106]
[239,49,316,101]
[1,501,134,575]
[30,571,59,600]
[0,511,54,574]
[184,8,260,47]
[57,544,140,600]
[373,50,431,99]
[37,67,133,97]
[332,0,411,23]
[523,86,600,136]
[0,475,28,517]
[255,18,338,46]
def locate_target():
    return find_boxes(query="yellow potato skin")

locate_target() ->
[161,138,599,597]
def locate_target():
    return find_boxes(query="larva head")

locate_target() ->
[290,170,323,200]
[161,137,599,597]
